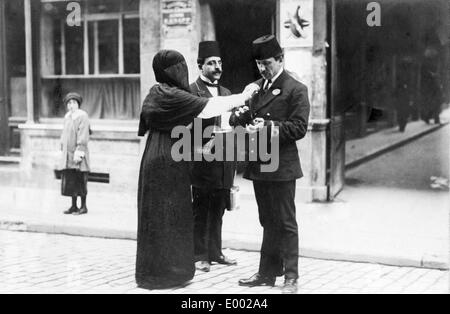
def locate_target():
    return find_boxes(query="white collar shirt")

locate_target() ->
[263,68,284,90]
[200,74,219,97]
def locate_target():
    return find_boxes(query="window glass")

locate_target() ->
[65,24,84,74]
[124,18,140,74]
[88,0,121,14]
[123,0,139,12]
[98,20,119,74]
[41,0,139,76]
[39,0,141,119]
[53,19,62,75]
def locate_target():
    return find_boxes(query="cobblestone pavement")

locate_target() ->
[0,231,447,294]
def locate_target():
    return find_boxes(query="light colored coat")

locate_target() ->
[59,109,90,172]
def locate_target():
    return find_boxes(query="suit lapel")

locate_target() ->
[218,85,229,96]
[196,77,223,126]
[249,79,264,112]
[254,71,288,114]
[195,78,213,98]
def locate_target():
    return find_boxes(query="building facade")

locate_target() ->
[0,0,448,201]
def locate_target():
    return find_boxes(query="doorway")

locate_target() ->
[327,0,449,200]
[209,0,277,93]
[208,0,276,174]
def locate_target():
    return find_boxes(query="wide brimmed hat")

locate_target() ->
[63,92,83,107]
[198,41,221,59]
[252,35,282,60]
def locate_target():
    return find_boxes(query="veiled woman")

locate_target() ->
[136,50,258,289]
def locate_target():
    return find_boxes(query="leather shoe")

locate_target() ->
[73,206,88,215]
[211,255,237,266]
[63,206,78,215]
[238,273,275,287]
[195,261,210,272]
[281,278,297,294]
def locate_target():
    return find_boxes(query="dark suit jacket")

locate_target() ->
[190,78,236,189]
[230,70,310,181]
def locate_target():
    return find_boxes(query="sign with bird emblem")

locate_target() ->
[280,0,313,47]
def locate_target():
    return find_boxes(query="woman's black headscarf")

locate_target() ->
[138,50,208,135]
[152,50,190,92]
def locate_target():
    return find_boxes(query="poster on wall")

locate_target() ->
[161,0,194,37]
[280,0,313,48]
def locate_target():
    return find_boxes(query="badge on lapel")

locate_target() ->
[272,89,281,96]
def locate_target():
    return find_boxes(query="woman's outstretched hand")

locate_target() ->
[242,83,260,101]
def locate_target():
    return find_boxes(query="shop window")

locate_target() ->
[88,0,121,14]
[40,0,140,119]
[89,20,120,74]
[65,23,84,74]
[123,18,140,74]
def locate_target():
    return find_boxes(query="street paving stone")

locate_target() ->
[0,230,448,294]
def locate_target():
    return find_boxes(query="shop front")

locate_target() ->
[0,0,332,200]
[2,0,447,200]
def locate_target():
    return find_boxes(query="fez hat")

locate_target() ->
[252,35,283,60]
[63,92,83,107]
[198,41,221,59]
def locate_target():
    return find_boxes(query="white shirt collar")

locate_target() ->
[200,74,218,85]
[269,67,284,84]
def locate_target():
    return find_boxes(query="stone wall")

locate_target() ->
[19,123,141,192]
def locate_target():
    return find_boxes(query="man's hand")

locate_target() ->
[234,106,250,117]
[246,118,265,134]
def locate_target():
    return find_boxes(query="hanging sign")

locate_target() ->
[162,0,193,28]
[280,0,313,47]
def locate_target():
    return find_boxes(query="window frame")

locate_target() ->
[40,0,140,79]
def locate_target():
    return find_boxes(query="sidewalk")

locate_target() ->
[1,230,447,294]
[346,109,450,169]
[0,110,449,270]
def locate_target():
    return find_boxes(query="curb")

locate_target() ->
[222,237,449,271]
[0,220,136,241]
[0,156,21,165]
[345,122,448,170]
[1,220,447,271]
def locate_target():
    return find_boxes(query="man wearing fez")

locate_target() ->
[230,35,310,294]
[190,41,238,273]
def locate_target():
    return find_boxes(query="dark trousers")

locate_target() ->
[421,103,441,124]
[396,102,410,131]
[192,187,228,262]
[253,180,298,280]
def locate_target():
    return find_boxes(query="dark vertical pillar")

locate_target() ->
[31,0,41,122]
[0,0,9,155]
